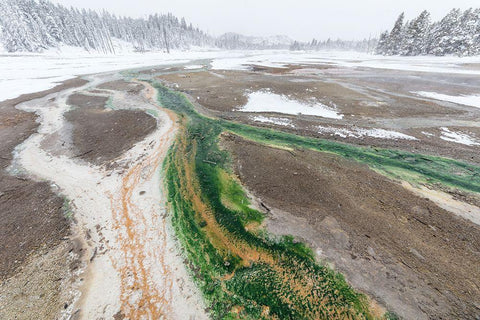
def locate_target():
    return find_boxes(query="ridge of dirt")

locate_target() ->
[64,105,157,165]
[97,80,144,94]
[222,134,480,320]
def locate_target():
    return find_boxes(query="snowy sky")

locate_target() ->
[51,0,480,41]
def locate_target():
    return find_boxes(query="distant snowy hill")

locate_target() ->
[215,33,293,49]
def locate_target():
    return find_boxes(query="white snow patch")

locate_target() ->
[415,91,480,109]
[421,131,435,137]
[317,125,417,140]
[211,57,252,70]
[240,90,342,119]
[210,50,480,75]
[252,115,294,127]
[440,127,479,146]
[184,64,204,70]
[210,51,290,70]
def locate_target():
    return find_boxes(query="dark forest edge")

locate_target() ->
[0,0,376,53]
[8,1,480,56]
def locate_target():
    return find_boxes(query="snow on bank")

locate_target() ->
[440,127,479,146]
[184,64,205,70]
[4,48,480,103]
[0,48,229,102]
[240,90,342,119]
[415,91,480,109]
[252,115,294,127]
[317,125,417,140]
[209,50,480,75]
[211,55,289,70]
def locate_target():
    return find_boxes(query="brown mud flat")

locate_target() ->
[0,179,68,279]
[97,79,144,94]
[158,69,480,164]
[158,69,462,118]
[65,93,157,165]
[222,134,480,320]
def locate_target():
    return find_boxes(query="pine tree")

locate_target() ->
[402,10,431,55]
[376,31,389,54]
[387,12,405,55]
[0,0,213,53]
[376,8,480,56]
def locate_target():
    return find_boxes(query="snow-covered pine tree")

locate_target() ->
[402,10,431,55]
[386,12,405,55]
[474,9,480,55]
[457,8,478,56]
[0,0,213,53]
[377,8,480,56]
[376,31,389,55]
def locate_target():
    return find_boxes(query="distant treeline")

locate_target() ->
[0,0,212,53]
[290,38,378,52]
[376,9,480,56]
[215,33,293,50]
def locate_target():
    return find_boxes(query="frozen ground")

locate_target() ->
[415,91,480,109]
[317,125,417,140]
[440,127,480,146]
[0,48,228,101]
[210,50,480,75]
[183,64,205,70]
[252,115,294,127]
[4,49,480,102]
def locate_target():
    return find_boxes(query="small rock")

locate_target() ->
[410,248,425,261]
[367,246,376,259]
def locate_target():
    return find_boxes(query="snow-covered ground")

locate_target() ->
[210,50,480,75]
[240,90,342,119]
[317,125,417,140]
[0,47,229,101]
[252,115,294,127]
[415,91,480,109]
[3,48,480,103]
[183,64,205,70]
[440,127,480,146]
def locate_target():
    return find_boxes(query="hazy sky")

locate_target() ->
[52,0,480,41]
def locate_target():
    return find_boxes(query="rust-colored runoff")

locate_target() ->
[109,83,178,319]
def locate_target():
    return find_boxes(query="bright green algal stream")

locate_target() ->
[154,82,479,319]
